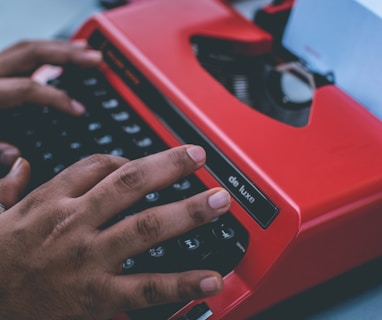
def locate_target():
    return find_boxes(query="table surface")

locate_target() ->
[1,0,381,319]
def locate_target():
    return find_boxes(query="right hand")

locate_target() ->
[0,145,230,320]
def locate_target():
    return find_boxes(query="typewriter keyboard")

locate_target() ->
[0,67,249,319]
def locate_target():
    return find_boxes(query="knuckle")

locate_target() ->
[69,239,93,270]
[135,212,162,243]
[0,181,19,208]
[167,148,190,173]
[40,201,79,242]
[18,78,37,95]
[15,41,40,64]
[177,276,202,301]
[83,277,112,318]
[84,153,117,171]
[121,294,135,311]
[118,163,146,191]
[44,205,71,232]
[142,278,162,305]
[23,188,46,211]
[107,229,135,254]
[185,199,207,225]
[14,40,37,52]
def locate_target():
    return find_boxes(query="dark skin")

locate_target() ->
[0,41,229,319]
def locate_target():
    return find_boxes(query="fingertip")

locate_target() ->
[0,147,20,167]
[208,188,231,210]
[186,145,206,164]
[71,100,86,115]
[1,157,31,208]
[71,39,88,48]
[9,157,30,181]
[84,50,103,63]
[10,156,27,169]
[200,275,224,295]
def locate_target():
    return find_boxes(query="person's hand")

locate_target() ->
[0,39,102,115]
[0,145,230,320]
[0,39,103,207]
[0,143,30,209]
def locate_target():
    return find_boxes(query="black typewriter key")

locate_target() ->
[94,134,113,146]
[108,147,125,157]
[102,98,120,110]
[176,233,216,271]
[122,123,141,134]
[40,153,63,175]
[24,128,37,138]
[42,152,54,162]
[172,178,191,191]
[145,192,160,203]
[133,136,153,148]
[83,77,98,87]
[111,110,130,121]
[82,111,92,119]
[122,258,135,272]
[53,163,66,175]
[212,223,235,241]
[69,141,83,150]
[93,88,108,97]
[88,121,102,132]
[148,245,166,258]
[59,129,70,138]
[33,140,44,149]
[40,106,50,116]
[178,237,201,252]
[64,141,90,162]
[165,176,205,201]
[122,255,145,275]
[140,243,179,273]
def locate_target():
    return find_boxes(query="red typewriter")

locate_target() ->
[2,0,382,319]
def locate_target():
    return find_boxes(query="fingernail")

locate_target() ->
[85,50,103,61]
[208,189,231,209]
[186,146,205,163]
[200,276,221,294]
[0,148,19,166]
[71,100,86,114]
[10,157,24,175]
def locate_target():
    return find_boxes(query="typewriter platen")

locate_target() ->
[2,0,382,319]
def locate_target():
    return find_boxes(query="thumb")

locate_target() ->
[0,142,20,167]
[0,157,31,209]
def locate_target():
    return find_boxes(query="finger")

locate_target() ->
[0,78,85,115]
[0,142,20,167]
[0,158,30,208]
[78,145,207,227]
[30,154,129,200]
[111,271,223,311]
[99,188,231,265]
[0,40,102,77]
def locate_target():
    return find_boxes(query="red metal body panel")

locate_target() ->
[71,0,382,318]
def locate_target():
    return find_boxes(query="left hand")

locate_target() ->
[0,143,30,209]
[0,39,103,208]
[0,39,102,115]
